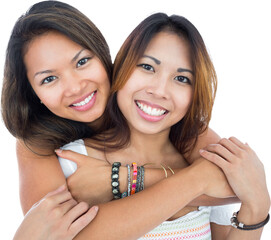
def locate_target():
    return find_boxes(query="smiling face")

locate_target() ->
[117,31,193,135]
[24,31,110,123]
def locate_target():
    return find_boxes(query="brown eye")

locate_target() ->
[137,64,155,72]
[42,76,57,85]
[174,76,191,84]
[76,57,91,68]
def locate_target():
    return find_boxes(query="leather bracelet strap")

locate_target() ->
[231,211,270,230]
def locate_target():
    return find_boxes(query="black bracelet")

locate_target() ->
[231,211,270,230]
[111,162,121,199]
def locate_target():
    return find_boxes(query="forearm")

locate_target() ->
[142,163,238,207]
[75,166,203,240]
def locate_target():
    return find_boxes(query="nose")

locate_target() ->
[62,71,86,97]
[145,75,170,99]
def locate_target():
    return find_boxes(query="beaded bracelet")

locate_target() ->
[231,211,270,230]
[111,162,121,199]
[131,162,137,195]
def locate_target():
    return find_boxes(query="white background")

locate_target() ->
[0,0,270,238]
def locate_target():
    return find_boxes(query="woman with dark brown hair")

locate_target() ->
[2,1,269,239]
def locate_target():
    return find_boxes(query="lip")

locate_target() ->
[69,91,97,112]
[135,100,168,122]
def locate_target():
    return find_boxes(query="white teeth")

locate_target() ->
[136,101,166,116]
[72,92,95,107]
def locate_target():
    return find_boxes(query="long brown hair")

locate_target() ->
[1,1,112,154]
[103,13,217,154]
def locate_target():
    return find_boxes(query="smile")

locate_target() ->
[135,100,167,116]
[71,91,96,107]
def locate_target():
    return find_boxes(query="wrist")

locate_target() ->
[188,160,208,195]
[237,201,270,225]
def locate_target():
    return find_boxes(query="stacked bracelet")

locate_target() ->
[131,162,137,195]
[111,162,121,199]
[121,163,145,198]
[140,166,145,191]
[231,211,270,230]
[121,164,131,198]
[136,166,141,193]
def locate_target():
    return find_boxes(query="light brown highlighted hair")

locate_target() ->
[105,12,217,154]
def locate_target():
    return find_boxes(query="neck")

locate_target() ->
[124,127,175,165]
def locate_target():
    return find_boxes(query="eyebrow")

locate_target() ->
[71,48,85,63]
[34,69,54,79]
[177,67,194,75]
[143,54,194,75]
[142,55,161,65]
[33,49,85,79]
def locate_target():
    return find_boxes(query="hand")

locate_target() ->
[199,137,270,214]
[56,149,114,205]
[13,185,98,240]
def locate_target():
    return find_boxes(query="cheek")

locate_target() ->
[175,89,193,113]
[35,88,61,110]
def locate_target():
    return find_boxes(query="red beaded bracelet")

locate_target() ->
[131,162,137,195]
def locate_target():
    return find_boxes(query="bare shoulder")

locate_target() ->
[16,139,66,214]
[184,128,221,164]
[83,138,107,161]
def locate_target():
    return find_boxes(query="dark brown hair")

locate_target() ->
[104,13,217,154]
[1,1,112,154]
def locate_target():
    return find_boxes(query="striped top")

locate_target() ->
[59,140,236,240]
[139,207,211,240]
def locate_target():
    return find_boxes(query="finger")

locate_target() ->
[219,138,241,155]
[41,190,74,209]
[44,184,67,198]
[68,205,99,238]
[64,202,91,227]
[204,143,234,162]
[55,149,88,166]
[228,136,247,150]
[57,198,78,215]
[199,149,229,170]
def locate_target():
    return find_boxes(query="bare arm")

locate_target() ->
[65,127,238,206]
[200,137,270,240]
[16,140,66,214]
[18,139,234,240]
[13,185,98,240]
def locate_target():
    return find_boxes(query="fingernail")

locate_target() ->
[55,149,63,154]
[199,149,205,154]
[94,206,99,212]
[57,184,66,191]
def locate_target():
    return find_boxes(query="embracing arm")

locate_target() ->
[66,127,238,207]
[16,140,66,214]
[18,138,233,240]
[201,137,270,240]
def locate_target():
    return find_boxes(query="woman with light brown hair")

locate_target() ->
[56,12,270,239]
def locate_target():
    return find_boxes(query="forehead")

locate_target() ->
[145,31,189,52]
[24,31,81,55]
[143,31,192,66]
